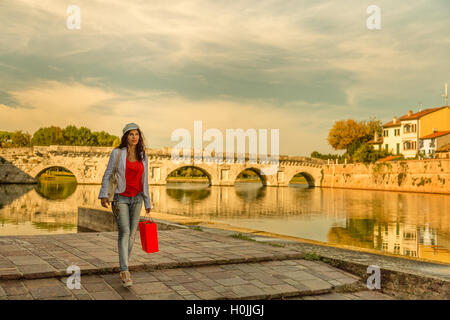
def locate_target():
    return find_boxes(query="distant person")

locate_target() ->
[98,123,152,287]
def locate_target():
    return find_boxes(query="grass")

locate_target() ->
[303,252,321,261]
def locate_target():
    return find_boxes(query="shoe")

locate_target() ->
[120,271,133,287]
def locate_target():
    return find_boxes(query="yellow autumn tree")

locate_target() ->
[327,119,367,153]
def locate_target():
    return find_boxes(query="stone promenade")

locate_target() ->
[0,226,392,300]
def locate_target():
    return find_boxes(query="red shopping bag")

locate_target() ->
[139,220,159,253]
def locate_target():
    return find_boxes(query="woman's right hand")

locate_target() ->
[101,197,110,208]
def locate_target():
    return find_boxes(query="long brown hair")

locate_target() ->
[117,128,146,162]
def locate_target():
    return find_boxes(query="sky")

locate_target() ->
[0,0,449,156]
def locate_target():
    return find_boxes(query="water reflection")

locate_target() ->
[166,183,211,204]
[35,179,77,200]
[0,182,449,264]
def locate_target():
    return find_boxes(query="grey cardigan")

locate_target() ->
[98,147,151,209]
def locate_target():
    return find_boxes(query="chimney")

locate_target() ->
[374,131,378,141]
[393,116,397,124]
[408,110,413,116]
[433,128,437,133]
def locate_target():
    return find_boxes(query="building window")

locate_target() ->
[403,232,416,240]
[385,144,388,152]
[404,141,410,150]
[404,141,416,150]
[430,139,435,148]
[404,124,410,133]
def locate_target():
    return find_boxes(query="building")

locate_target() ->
[382,106,450,158]
[366,131,383,151]
[419,130,450,158]
[436,143,450,159]
[381,116,402,155]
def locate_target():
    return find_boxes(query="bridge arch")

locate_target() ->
[34,166,79,184]
[165,165,213,186]
[287,171,315,188]
[232,167,268,186]
[34,166,78,200]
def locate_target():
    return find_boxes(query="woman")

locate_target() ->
[98,122,152,288]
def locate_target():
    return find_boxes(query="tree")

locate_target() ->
[76,126,95,146]
[310,151,345,162]
[11,130,31,147]
[62,125,79,145]
[327,118,382,155]
[112,137,121,148]
[31,126,64,146]
[94,130,117,146]
[327,119,366,153]
[0,131,13,148]
[353,144,390,163]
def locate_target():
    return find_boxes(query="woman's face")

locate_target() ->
[127,129,140,146]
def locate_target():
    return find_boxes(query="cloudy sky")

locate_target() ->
[0,0,449,156]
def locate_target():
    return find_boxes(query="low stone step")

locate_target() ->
[0,259,363,300]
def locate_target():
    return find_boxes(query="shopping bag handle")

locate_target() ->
[144,210,154,223]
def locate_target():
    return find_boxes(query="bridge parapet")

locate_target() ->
[0,146,325,186]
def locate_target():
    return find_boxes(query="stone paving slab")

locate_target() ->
[0,229,303,280]
[0,259,384,300]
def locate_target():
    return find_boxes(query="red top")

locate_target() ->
[120,158,144,197]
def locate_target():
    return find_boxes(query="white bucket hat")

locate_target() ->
[122,123,140,135]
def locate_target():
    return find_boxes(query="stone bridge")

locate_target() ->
[0,146,326,187]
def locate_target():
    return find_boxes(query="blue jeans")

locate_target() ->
[112,192,143,271]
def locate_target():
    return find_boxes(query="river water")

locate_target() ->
[0,182,449,264]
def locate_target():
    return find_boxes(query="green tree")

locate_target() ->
[31,126,64,146]
[0,131,13,147]
[11,130,31,147]
[94,131,117,146]
[353,144,390,163]
[112,137,121,148]
[75,126,95,146]
[62,125,79,145]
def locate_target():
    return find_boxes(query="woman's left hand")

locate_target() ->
[145,208,153,222]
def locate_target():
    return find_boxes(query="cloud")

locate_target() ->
[0,0,449,155]
[0,80,340,155]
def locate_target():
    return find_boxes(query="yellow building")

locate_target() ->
[382,106,450,158]
[419,106,450,137]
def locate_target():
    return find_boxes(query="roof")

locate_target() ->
[367,138,383,144]
[376,155,403,162]
[382,119,402,128]
[382,106,448,127]
[420,130,450,140]
[401,106,446,120]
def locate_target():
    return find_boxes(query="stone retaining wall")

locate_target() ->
[321,159,450,194]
